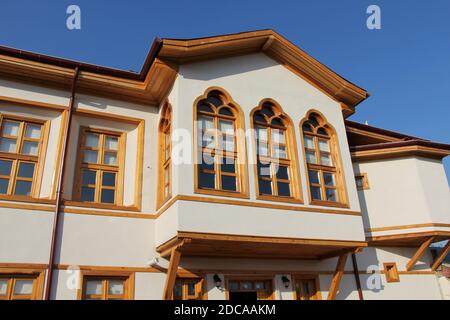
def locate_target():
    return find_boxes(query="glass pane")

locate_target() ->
[311,186,322,200]
[323,172,336,186]
[187,282,196,296]
[221,175,236,191]
[81,187,95,202]
[260,105,275,118]
[21,141,39,156]
[198,102,213,113]
[240,282,253,290]
[102,172,116,187]
[308,170,320,184]
[0,159,13,176]
[0,138,17,153]
[271,129,285,144]
[201,131,215,148]
[276,165,289,180]
[256,127,268,142]
[277,182,291,197]
[105,136,118,150]
[229,281,239,291]
[219,120,234,134]
[198,116,214,131]
[255,282,265,290]
[302,123,313,132]
[257,161,271,177]
[271,118,283,127]
[0,178,9,194]
[273,145,287,159]
[108,280,124,295]
[104,152,118,165]
[308,116,319,127]
[25,124,41,139]
[85,134,99,148]
[17,162,35,178]
[198,172,215,189]
[83,150,98,164]
[13,279,33,295]
[253,112,266,124]
[207,95,222,107]
[14,181,32,196]
[2,121,20,136]
[218,107,233,116]
[221,158,236,173]
[221,135,235,152]
[356,177,364,188]
[258,179,272,195]
[318,139,330,152]
[257,142,269,156]
[101,189,115,204]
[326,188,338,202]
[306,151,316,164]
[320,154,332,166]
[0,279,7,295]
[199,153,215,171]
[86,280,103,295]
[173,281,182,299]
[82,170,96,185]
[317,127,328,136]
[304,136,314,149]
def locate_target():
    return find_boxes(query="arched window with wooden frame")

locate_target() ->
[251,99,302,203]
[157,101,172,208]
[300,110,348,208]
[193,87,248,198]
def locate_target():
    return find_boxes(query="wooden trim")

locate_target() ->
[61,207,155,220]
[134,120,144,211]
[431,241,450,271]
[162,247,182,300]
[351,145,450,161]
[0,95,68,111]
[156,101,172,209]
[327,253,348,300]
[406,237,435,271]
[0,266,46,300]
[74,108,144,125]
[366,223,450,233]
[383,262,400,283]
[50,110,68,199]
[0,201,54,212]
[62,200,138,212]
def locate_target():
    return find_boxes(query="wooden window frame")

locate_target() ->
[77,271,135,300]
[250,99,303,204]
[384,263,400,283]
[193,87,249,199]
[300,110,349,208]
[173,277,206,300]
[0,268,45,300]
[355,173,370,190]
[0,114,50,200]
[292,274,322,300]
[157,101,172,209]
[73,126,126,207]
[224,276,274,301]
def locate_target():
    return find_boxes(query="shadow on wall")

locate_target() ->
[352,163,372,231]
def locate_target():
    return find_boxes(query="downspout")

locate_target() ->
[351,252,364,300]
[44,66,80,300]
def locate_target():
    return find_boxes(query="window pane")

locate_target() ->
[277,182,291,197]
[258,179,272,195]
[318,139,330,152]
[320,154,332,166]
[271,129,285,144]
[83,150,98,164]
[326,188,338,202]
[273,145,287,159]
[306,151,316,164]
[0,279,7,295]
[0,138,17,153]
[187,282,196,296]
[81,187,95,202]
[108,280,124,295]
[304,136,314,149]
[221,158,236,173]
[257,142,269,156]
[21,141,39,156]
[219,120,234,134]
[229,281,239,291]
[82,170,96,185]
[198,116,214,131]
[308,170,320,184]
[198,172,215,189]
[2,121,20,136]
[255,127,268,141]
[14,181,32,196]
[317,127,328,136]
[0,159,13,176]
[221,175,236,191]
[221,135,235,152]
[85,134,99,148]
[0,178,9,194]
[104,152,117,165]
[255,281,265,290]
[240,282,253,290]
[17,162,35,178]
[276,165,289,180]
[207,95,222,107]
[25,124,41,139]
[105,136,118,150]
[86,280,103,295]
[271,118,283,127]
[219,107,233,116]
[201,131,215,148]
[101,189,115,204]
[13,279,33,295]
[173,281,182,299]
[257,161,271,177]
[102,172,116,187]
[355,177,364,189]
[198,102,213,113]
[253,113,266,124]
[302,123,313,132]
[311,186,322,200]
[199,153,215,171]
[323,172,336,187]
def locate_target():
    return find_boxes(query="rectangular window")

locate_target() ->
[75,128,124,205]
[0,115,47,198]
[0,274,42,300]
[173,278,204,300]
[227,279,273,301]
[81,276,132,300]
[294,277,321,300]
[355,173,370,190]
[384,263,400,283]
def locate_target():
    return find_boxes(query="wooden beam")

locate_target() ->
[406,236,435,271]
[162,247,182,300]
[431,240,450,271]
[327,253,348,300]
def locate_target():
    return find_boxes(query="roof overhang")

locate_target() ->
[368,231,450,247]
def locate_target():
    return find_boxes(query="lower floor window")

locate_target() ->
[0,274,39,300]
[227,279,273,300]
[82,276,130,300]
[173,278,204,300]
[294,277,321,300]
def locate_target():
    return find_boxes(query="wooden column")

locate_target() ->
[327,253,348,300]
[431,240,450,271]
[406,237,435,271]
[162,247,182,300]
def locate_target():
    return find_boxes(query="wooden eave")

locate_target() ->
[368,231,450,247]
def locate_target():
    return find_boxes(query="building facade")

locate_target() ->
[0,30,449,300]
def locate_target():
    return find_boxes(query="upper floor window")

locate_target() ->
[301,111,347,207]
[157,102,172,208]
[252,100,301,202]
[0,115,47,197]
[194,88,248,197]
[74,127,124,205]
[173,278,204,300]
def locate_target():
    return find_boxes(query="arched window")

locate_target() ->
[252,100,301,202]
[157,101,172,208]
[301,111,347,206]
[194,88,248,197]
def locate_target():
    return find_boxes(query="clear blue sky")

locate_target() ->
[1,0,449,178]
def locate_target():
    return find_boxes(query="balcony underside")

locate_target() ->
[157,232,367,260]
[367,231,450,247]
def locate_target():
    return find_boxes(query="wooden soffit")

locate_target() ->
[368,231,450,247]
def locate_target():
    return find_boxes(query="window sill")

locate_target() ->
[309,200,349,209]
[62,200,139,212]
[194,188,249,200]
[0,195,55,205]
[256,195,304,205]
